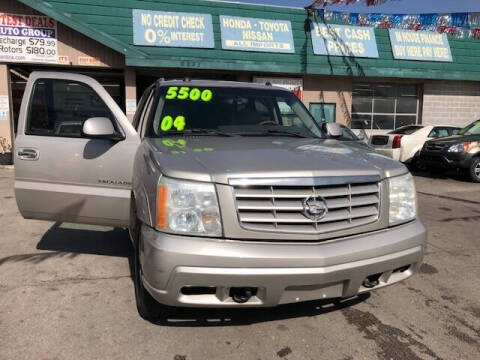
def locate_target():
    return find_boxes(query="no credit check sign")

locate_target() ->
[311,23,379,58]
[220,16,295,53]
[132,9,214,48]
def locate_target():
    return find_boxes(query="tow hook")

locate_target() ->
[362,274,382,288]
[230,287,257,303]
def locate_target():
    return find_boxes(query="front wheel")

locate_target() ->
[468,157,480,183]
[132,220,169,320]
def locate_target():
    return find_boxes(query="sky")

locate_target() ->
[225,0,480,13]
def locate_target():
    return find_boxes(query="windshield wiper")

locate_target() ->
[161,128,235,137]
[236,129,312,138]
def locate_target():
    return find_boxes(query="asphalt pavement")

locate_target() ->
[0,167,479,360]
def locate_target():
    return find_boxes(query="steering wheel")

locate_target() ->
[258,120,277,126]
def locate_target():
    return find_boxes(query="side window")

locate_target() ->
[429,127,449,138]
[27,79,113,138]
[139,90,155,137]
[132,86,154,131]
[451,128,461,135]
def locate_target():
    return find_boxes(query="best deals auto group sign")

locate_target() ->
[0,13,58,63]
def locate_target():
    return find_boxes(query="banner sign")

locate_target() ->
[311,23,378,58]
[132,9,214,48]
[220,16,294,53]
[0,13,58,63]
[389,29,453,62]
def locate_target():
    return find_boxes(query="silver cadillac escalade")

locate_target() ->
[14,72,426,319]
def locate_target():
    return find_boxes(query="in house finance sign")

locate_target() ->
[389,29,452,62]
[132,10,214,48]
[220,16,294,53]
[0,13,58,63]
[311,23,378,58]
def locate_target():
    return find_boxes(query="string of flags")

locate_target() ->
[305,0,389,8]
[305,1,480,40]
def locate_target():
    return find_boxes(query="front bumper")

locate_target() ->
[140,220,426,307]
[420,151,473,169]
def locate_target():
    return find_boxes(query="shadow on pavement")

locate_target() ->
[150,293,370,327]
[37,222,132,258]
[0,223,132,265]
[408,166,469,182]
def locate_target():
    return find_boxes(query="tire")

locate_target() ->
[131,218,168,320]
[410,154,425,171]
[468,157,480,183]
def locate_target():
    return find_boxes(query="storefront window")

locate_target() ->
[309,103,336,124]
[352,83,419,130]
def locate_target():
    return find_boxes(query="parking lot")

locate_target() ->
[0,167,479,360]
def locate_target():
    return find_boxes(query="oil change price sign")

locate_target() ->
[0,13,58,63]
[220,16,294,53]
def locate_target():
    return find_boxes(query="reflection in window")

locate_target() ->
[352,83,419,130]
[27,79,113,137]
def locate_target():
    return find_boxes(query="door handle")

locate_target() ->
[17,148,39,161]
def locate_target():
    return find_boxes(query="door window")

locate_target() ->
[26,79,114,137]
[309,103,336,124]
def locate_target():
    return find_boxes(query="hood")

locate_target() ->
[427,134,480,145]
[147,136,407,184]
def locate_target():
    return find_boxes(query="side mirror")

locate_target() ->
[325,123,342,139]
[82,117,124,141]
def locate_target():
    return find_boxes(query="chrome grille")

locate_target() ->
[233,181,380,234]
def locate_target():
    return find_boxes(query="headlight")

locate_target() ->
[388,173,417,226]
[156,176,222,236]
[447,143,465,153]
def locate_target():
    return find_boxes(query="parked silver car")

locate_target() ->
[14,72,426,319]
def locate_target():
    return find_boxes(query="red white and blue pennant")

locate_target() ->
[305,1,480,40]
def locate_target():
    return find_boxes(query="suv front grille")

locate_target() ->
[425,143,447,151]
[232,181,380,234]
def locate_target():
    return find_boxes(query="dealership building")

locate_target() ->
[1,0,480,163]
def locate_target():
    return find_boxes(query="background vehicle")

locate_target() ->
[14,72,426,319]
[420,120,480,182]
[369,125,460,166]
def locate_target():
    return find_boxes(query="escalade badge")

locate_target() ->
[302,196,328,221]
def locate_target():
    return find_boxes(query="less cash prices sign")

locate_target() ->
[311,23,379,58]
[0,13,58,63]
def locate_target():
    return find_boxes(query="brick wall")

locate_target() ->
[422,80,480,127]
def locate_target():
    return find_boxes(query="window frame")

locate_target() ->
[25,78,120,138]
[351,82,421,130]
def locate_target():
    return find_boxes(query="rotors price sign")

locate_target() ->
[0,13,59,63]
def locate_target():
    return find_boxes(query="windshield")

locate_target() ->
[147,85,323,138]
[459,120,480,135]
[388,125,423,135]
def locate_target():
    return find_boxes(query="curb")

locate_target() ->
[0,165,14,170]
